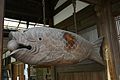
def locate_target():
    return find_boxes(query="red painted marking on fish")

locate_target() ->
[63,32,77,50]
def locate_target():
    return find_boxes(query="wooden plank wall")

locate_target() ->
[57,71,105,80]
[55,1,120,31]
[55,5,97,32]
[95,0,120,80]
[54,1,120,80]
[54,63,105,80]
[12,63,24,80]
[54,4,105,80]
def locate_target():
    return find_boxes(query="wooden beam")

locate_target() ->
[95,0,120,80]
[45,1,54,27]
[0,0,4,79]
[79,0,100,5]
[111,0,120,4]
[112,1,120,16]
[51,0,59,8]
[5,9,41,18]
[55,63,104,73]
[54,0,72,15]
[55,5,96,31]
[5,9,43,23]
[80,0,120,5]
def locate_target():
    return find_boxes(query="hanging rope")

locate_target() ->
[42,0,46,26]
[72,0,78,33]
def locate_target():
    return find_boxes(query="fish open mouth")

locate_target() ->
[8,42,32,56]
[8,32,32,56]
[17,44,32,50]
[9,44,32,56]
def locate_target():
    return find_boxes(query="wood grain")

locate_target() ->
[0,0,4,79]
[95,0,120,80]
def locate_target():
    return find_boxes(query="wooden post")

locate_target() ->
[0,0,4,79]
[51,66,55,80]
[48,7,54,27]
[95,0,120,80]
[45,1,54,27]
[48,17,54,27]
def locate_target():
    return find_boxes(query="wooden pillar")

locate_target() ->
[12,62,25,80]
[0,0,4,79]
[51,66,55,80]
[47,8,54,27]
[48,17,54,27]
[12,64,19,80]
[95,0,120,80]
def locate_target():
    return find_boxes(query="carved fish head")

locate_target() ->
[8,27,53,51]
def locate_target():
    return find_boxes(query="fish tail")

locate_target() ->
[90,37,104,65]
[92,37,103,48]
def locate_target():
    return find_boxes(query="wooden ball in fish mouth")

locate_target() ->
[7,40,19,51]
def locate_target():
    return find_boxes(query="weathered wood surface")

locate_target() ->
[95,0,120,80]
[0,0,4,79]
[57,71,105,80]
[55,63,105,80]
[55,5,96,32]
[79,0,100,5]
[55,63,104,72]
[12,62,24,80]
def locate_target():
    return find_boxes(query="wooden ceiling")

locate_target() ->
[5,0,59,24]
[4,0,99,24]
[4,0,120,25]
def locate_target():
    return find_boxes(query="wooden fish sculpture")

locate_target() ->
[7,27,103,65]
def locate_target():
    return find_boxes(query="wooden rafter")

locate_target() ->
[79,0,100,5]
[54,0,72,15]
[55,5,96,29]
[51,0,59,7]
[80,0,120,5]
[111,0,120,4]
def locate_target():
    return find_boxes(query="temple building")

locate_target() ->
[0,0,120,80]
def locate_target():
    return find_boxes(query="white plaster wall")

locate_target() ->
[79,25,98,42]
[54,1,89,25]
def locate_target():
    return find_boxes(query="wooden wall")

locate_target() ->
[54,5,104,80]
[12,62,24,80]
[55,1,120,31]
[54,63,105,80]
[55,5,96,32]
[53,1,120,80]
[57,71,105,80]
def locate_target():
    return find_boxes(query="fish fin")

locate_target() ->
[90,37,104,65]
[89,51,104,65]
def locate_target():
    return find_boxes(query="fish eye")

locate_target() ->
[39,38,42,40]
